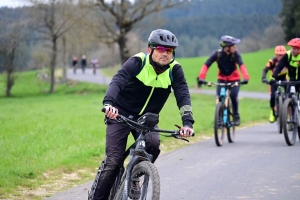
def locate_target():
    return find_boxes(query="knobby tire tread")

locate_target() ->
[113,161,160,200]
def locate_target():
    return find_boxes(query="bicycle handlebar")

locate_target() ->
[266,80,300,86]
[101,108,193,142]
[203,80,248,87]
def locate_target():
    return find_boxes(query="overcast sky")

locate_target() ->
[0,0,31,8]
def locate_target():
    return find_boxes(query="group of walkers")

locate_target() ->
[72,55,98,74]
[87,28,300,200]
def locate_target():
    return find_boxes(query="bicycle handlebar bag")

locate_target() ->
[137,112,159,128]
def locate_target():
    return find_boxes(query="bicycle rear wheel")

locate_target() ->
[113,161,160,200]
[276,95,283,134]
[227,99,236,143]
[282,98,297,146]
[214,102,225,146]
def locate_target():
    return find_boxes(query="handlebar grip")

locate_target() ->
[240,80,248,85]
[101,107,106,113]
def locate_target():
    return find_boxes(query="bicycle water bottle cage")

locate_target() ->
[220,87,226,96]
[137,112,159,128]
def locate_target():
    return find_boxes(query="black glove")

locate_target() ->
[242,79,249,85]
[197,78,205,87]
[269,79,276,85]
[262,77,267,83]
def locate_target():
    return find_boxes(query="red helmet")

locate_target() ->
[274,45,286,55]
[287,38,300,48]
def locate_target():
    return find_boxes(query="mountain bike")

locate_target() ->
[281,81,300,146]
[203,80,247,146]
[89,109,194,200]
[267,80,289,134]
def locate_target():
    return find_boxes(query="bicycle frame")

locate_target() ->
[105,112,191,200]
[219,86,233,128]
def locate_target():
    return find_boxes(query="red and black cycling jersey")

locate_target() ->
[262,57,287,81]
[198,49,249,81]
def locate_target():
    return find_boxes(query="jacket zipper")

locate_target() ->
[138,75,158,115]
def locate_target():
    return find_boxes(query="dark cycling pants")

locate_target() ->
[92,118,160,200]
[105,118,160,163]
[216,80,240,115]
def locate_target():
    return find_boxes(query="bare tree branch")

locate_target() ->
[27,0,85,93]
[92,0,182,64]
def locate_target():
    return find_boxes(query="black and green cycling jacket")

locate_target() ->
[103,52,194,128]
[273,50,300,80]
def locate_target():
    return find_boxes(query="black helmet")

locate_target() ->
[148,29,179,48]
[220,35,240,48]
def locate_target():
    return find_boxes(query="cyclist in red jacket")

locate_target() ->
[197,35,250,126]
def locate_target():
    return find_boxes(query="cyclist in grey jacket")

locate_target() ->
[88,29,195,200]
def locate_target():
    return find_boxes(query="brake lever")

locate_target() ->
[178,136,189,143]
[173,124,190,142]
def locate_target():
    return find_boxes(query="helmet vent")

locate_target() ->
[159,35,164,42]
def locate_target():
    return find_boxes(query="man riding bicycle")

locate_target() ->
[272,38,300,90]
[262,45,287,123]
[197,35,250,126]
[88,29,195,200]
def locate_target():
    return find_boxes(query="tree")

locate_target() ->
[28,0,83,93]
[279,0,300,41]
[92,0,183,64]
[0,9,27,97]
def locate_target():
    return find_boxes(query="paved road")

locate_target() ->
[44,69,300,199]
[45,123,300,200]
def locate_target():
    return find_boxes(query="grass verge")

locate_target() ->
[0,70,270,199]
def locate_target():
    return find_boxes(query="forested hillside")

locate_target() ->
[138,0,283,57]
[0,0,283,58]
[0,0,283,73]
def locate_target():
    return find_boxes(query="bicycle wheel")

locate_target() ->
[108,170,124,200]
[214,102,225,146]
[227,99,236,143]
[282,98,297,146]
[276,95,283,134]
[113,161,160,200]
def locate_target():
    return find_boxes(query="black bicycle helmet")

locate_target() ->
[148,29,179,48]
[220,35,240,48]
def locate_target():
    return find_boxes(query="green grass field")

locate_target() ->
[0,52,272,199]
[102,47,281,93]
[178,48,276,92]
